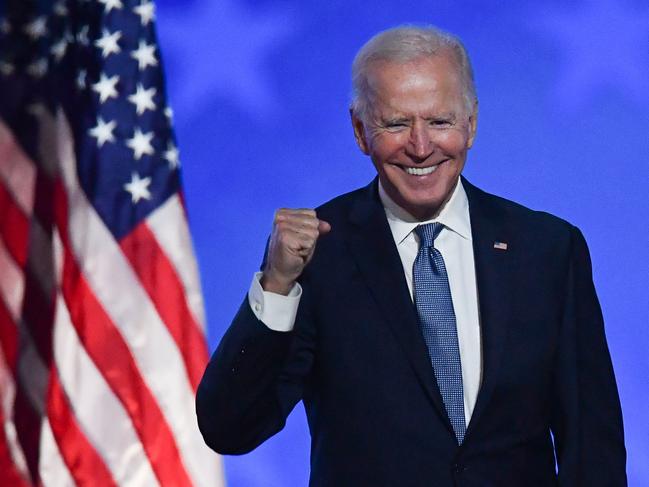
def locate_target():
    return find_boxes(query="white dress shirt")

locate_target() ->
[248,179,483,424]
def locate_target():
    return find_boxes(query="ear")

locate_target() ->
[466,101,478,149]
[350,108,370,155]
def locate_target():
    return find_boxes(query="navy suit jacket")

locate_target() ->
[196,178,626,486]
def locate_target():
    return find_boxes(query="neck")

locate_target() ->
[379,178,460,223]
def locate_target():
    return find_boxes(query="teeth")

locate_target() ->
[405,165,438,176]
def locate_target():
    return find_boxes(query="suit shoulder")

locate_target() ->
[467,182,579,244]
[313,183,371,222]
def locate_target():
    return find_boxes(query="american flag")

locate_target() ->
[0,0,223,485]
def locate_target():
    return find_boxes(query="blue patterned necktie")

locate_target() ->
[413,223,466,444]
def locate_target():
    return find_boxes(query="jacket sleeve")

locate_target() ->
[551,226,627,486]
[196,283,316,455]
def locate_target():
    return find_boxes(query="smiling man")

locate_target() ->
[196,26,626,486]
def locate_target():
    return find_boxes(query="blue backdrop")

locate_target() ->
[155,0,648,485]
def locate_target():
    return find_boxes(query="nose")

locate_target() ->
[407,122,434,162]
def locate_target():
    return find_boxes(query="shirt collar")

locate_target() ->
[378,177,472,245]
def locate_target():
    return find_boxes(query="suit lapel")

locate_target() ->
[346,181,454,433]
[462,179,515,440]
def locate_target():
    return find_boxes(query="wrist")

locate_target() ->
[260,270,295,295]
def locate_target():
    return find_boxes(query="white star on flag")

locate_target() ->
[163,141,180,169]
[51,37,68,61]
[53,1,68,16]
[95,29,122,58]
[128,83,157,115]
[164,106,173,120]
[98,0,123,13]
[0,62,15,76]
[24,16,48,40]
[133,1,156,26]
[92,73,119,103]
[77,25,90,46]
[123,172,152,203]
[131,40,158,70]
[88,117,117,147]
[77,69,87,90]
[26,103,46,118]
[126,127,155,160]
[27,58,48,78]
[0,19,10,35]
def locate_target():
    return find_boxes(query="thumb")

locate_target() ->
[318,219,331,235]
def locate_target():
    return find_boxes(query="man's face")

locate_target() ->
[352,53,477,220]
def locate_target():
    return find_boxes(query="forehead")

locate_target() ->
[365,54,466,115]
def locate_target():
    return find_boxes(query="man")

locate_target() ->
[196,25,626,486]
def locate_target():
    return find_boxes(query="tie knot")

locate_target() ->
[415,222,444,248]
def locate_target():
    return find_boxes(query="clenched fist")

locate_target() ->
[261,209,331,295]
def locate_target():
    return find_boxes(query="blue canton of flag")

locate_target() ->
[2,0,180,239]
[45,0,174,239]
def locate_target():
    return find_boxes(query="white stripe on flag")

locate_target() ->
[52,292,160,487]
[0,121,36,215]
[38,418,75,487]
[147,194,207,329]
[0,238,24,322]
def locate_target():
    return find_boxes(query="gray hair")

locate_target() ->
[351,25,477,119]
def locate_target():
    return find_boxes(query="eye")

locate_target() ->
[384,121,408,132]
[430,119,452,127]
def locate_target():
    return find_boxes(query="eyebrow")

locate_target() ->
[426,112,457,120]
[380,112,459,124]
[382,116,410,124]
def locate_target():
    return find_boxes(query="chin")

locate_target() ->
[406,186,446,205]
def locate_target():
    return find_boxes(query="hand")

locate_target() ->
[261,208,331,295]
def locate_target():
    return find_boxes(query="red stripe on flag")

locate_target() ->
[47,370,117,487]
[120,221,208,391]
[54,182,194,487]
[0,296,18,373]
[0,182,29,268]
[0,291,29,486]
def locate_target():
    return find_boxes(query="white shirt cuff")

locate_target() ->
[247,271,302,332]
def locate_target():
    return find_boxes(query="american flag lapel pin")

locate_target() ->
[493,241,508,250]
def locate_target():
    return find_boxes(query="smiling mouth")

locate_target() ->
[399,160,446,176]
